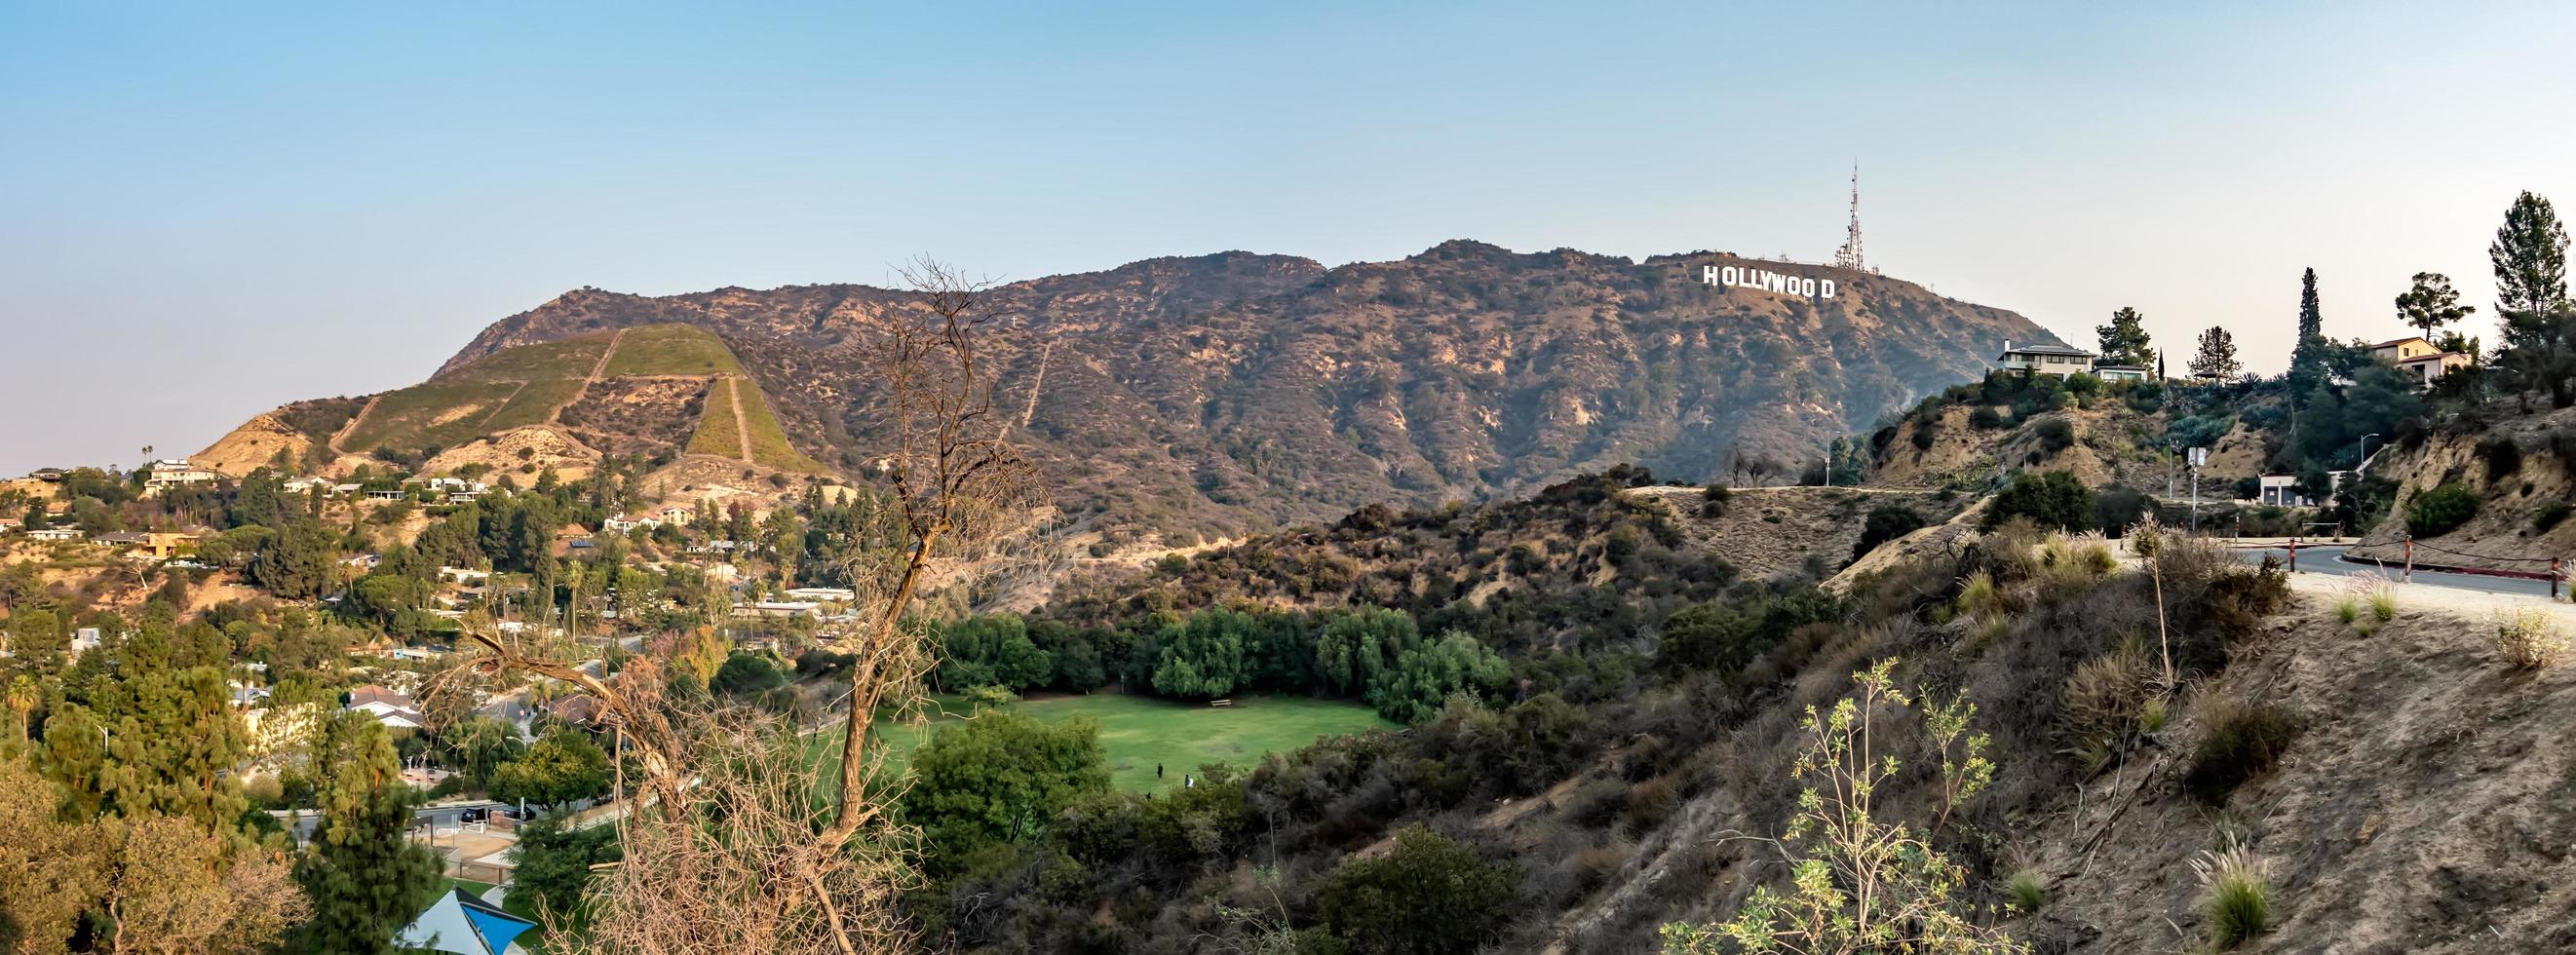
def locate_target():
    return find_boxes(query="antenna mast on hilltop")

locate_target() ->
[1832,162,1866,273]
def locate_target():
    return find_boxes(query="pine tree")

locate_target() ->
[2490,191,2576,407]
[2492,191,2570,319]
[2190,326,2242,381]
[2393,272,2476,340]
[2095,307,2155,367]
[291,713,439,954]
[2297,267,2323,339]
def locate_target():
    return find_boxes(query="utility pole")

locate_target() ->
[2188,446,2209,532]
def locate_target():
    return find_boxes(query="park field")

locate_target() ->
[857,693,1395,793]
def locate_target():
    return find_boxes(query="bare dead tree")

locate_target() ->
[435,256,1035,954]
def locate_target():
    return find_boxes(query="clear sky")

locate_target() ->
[6,1,2573,475]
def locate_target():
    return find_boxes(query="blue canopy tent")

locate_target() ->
[396,887,538,955]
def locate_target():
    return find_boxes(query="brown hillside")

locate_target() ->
[430,243,2054,541]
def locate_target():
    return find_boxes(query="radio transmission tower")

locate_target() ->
[1832,163,1866,272]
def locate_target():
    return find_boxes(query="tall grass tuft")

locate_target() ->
[2191,844,2273,948]
[2359,573,2398,623]
[2005,870,2046,914]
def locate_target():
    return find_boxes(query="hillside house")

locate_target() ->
[26,468,66,481]
[95,531,152,552]
[603,513,659,534]
[0,516,18,533]
[2367,336,2473,387]
[1997,341,2098,377]
[142,459,218,495]
[2092,363,2153,384]
[24,527,84,542]
[655,506,696,526]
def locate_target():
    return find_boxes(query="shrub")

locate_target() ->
[1911,420,1940,450]
[2183,695,2297,804]
[2092,485,2150,535]
[1318,826,1519,955]
[2478,435,2523,479]
[1851,505,1928,562]
[2533,501,2572,533]
[2404,482,2480,538]
[2033,418,2076,453]
[2365,581,2397,623]
[2191,844,2273,948]
[2005,870,2046,915]
[2491,608,2569,669]
[1968,405,2006,430]
[1984,471,2095,532]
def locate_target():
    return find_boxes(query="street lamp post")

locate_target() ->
[2358,433,2380,475]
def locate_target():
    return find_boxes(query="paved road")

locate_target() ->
[2233,544,2560,597]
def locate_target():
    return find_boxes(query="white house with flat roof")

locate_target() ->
[1998,340,2097,376]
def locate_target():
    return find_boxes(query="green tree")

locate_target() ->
[94,665,250,830]
[2492,190,2570,319]
[2491,192,2576,407]
[2394,272,2476,340]
[291,713,440,955]
[2287,268,2331,401]
[512,811,622,929]
[1982,471,2095,532]
[934,614,1054,692]
[1314,606,1421,698]
[490,726,613,811]
[2188,325,2242,381]
[2094,307,2154,367]
[1367,632,1509,724]
[1318,825,1519,955]
[7,609,65,676]
[711,652,788,698]
[903,710,1109,870]
[248,520,340,600]
[1151,608,1258,700]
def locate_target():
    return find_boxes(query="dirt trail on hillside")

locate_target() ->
[546,326,627,424]
[327,395,381,453]
[728,376,753,463]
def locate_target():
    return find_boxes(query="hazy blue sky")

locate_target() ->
[6,2,2573,475]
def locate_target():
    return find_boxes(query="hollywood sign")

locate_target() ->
[1702,264,1837,299]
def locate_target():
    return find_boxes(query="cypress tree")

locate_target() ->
[2287,268,2331,404]
[291,713,440,954]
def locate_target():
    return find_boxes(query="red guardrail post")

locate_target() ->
[2403,536,2414,583]
[2288,537,2298,573]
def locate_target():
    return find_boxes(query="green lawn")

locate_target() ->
[600,324,747,378]
[434,876,496,901]
[859,693,1395,793]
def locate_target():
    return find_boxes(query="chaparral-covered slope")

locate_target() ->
[428,241,2054,543]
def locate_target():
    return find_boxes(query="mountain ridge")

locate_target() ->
[226,241,2063,541]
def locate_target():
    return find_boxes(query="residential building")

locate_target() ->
[734,600,823,619]
[2091,363,2153,384]
[603,513,659,534]
[141,459,219,495]
[655,506,696,526]
[96,531,153,551]
[26,468,66,481]
[2368,336,2474,387]
[24,527,84,542]
[1997,340,2099,377]
[2256,475,2311,508]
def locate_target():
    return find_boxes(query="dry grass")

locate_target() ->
[2491,607,2569,669]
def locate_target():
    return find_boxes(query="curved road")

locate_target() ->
[2233,543,2560,598]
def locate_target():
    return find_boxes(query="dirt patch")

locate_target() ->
[421,426,600,482]
[193,412,315,476]
[1627,484,1970,583]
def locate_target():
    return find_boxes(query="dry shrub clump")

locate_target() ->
[2182,692,2297,804]
[2491,607,2569,669]
[2060,639,2159,771]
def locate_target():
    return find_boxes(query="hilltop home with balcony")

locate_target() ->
[2367,336,2473,387]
